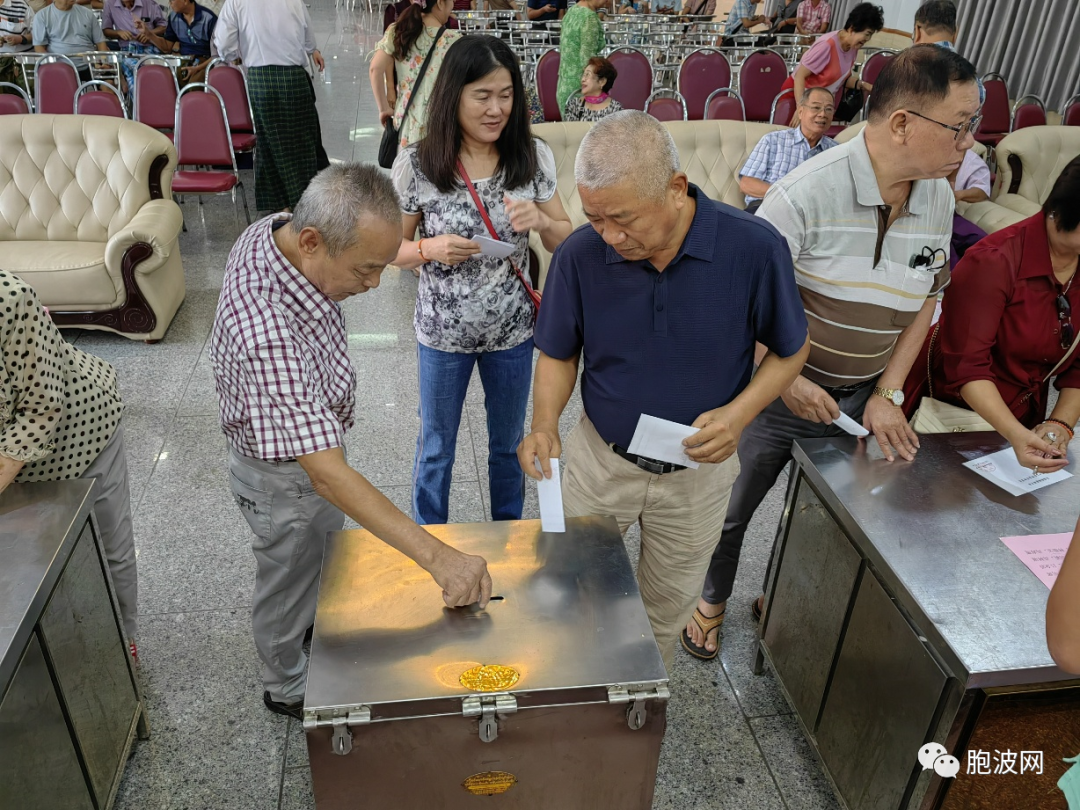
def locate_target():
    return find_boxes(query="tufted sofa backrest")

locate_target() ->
[993,125,1080,205]
[0,114,176,244]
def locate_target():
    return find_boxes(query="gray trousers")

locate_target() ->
[81,419,138,641]
[228,450,344,705]
[700,383,875,606]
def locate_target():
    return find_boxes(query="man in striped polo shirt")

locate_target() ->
[683,45,981,659]
[0,0,33,89]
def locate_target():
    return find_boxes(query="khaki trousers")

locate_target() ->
[561,414,740,672]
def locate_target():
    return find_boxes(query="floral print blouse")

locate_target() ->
[564,96,623,121]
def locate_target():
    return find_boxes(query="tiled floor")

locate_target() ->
[107,2,841,807]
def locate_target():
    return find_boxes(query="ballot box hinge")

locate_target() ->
[607,684,671,730]
[303,707,372,756]
[462,694,518,743]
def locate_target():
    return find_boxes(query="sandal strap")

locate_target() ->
[691,607,726,634]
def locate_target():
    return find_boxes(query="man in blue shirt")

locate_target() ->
[739,86,838,213]
[526,0,565,23]
[519,111,810,672]
[913,0,984,104]
[138,0,216,83]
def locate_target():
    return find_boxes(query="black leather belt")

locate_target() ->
[609,443,686,474]
[819,379,874,397]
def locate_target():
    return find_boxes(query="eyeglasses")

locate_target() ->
[904,109,984,140]
[1057,292,1074,350]
[805,104,835,115]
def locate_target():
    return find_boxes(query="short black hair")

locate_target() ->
[586,56,617,93]
[914,0,957,36]
[418,36,536,195]
[867,44,978,123]
[1044,155,1080,233]
[843,2,884,33]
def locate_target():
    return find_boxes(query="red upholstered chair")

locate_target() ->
[172,83,251,232]
[134,58,179,136]
[975,73,1010,147]
[207,60,257,156]
[678,48,731,121]
[857,49,895,118]
[0,82,32,114]
[1064,94,1080,127]
[606,47,653,112]
[74,80,127,118]
[35,55,81,115]
[536,48,561,122]
[737,48,787,122]
[1010,94,1046,131]
[704,88,745,121]
[770,89,796,126]
[645,89,687,121]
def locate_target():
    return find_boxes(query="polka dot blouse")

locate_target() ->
[0,271,124,482]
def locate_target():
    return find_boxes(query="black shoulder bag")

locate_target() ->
[378,25,446,170]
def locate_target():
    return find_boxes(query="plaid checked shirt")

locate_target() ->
[211,215,355,461]
[739,126,837,204]
[724,0,756,34]
[796,0,830,32]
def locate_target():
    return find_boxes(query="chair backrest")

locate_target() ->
[860,50,895,87]
[536,48,561,122]
[606,47,652,112]
[75,81,127,118]
[1064,94,1080,127]
[738,49,788,122]
[35,56,81,115]
[1011,94,1046,132]
[704,88,745,121]
[645,90,687,122]
[134,59,179,131]
[994,126,1080,205]
[207,62,255,133]
[979,74,1010,135]
[678,48,731,121]
[770,89,796,126]
[175,84,236,169]
[0,83,32,115]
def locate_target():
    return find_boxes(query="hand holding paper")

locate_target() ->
[534,457,566,532]
[628,415,700,469]
[832,411,870,437]
[471,234,516,259]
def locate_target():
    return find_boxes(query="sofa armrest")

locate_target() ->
[990,193,1042,218]
[104,200,184,277]
[956,199,1029,234]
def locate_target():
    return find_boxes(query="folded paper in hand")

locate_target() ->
[472,234,516,259]
[627,414,700,469]
[963,447,1072,497]
[534,457,565,532]
[832,411,869,437]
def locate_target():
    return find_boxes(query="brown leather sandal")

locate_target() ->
[680,607,726,660]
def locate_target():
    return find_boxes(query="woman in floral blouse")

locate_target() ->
[369,0,460,149]
[555,0,606,117]
[391,36,572,526]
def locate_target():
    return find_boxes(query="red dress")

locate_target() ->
[902,212,1080,427]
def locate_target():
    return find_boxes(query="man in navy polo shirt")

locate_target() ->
[519,111,809,671]
[137,0,216,84]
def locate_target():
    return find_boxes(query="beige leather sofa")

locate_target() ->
[531,120,785,286]
[0,115,185,342]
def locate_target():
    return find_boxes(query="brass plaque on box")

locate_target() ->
[463,771,517,795]
[459,664,519,692]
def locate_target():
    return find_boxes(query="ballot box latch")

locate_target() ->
[462,694,518,743]
[607,684,671,730]
[303,706,372,756]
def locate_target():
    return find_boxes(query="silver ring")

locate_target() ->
[1034,466,1040,475]
[1047,431,1058,443]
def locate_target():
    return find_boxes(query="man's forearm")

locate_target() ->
[955,188,989,203]
[530,351,579,434]
[877,296,936,389]
[739,175,771,200]
[729,337,809,425]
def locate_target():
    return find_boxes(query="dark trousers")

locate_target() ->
[699,381,876,605]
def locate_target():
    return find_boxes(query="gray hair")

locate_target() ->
[291,163,402,258]
[574,110,680,203]
[800,86,833,105]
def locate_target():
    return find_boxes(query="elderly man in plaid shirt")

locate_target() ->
[212,164,492,720]
[738,86,837,213]
[796,0,831,34]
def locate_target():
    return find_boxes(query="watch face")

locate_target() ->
[891,390,905,407]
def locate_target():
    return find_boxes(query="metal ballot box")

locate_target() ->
[304,516,668,809]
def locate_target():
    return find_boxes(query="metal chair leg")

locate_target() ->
[238,180,251,225]
[232,187,241,234]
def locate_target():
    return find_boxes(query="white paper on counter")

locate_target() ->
[962,447,1072,497]
[534,457,565,532]
[472,234,516,258]
[627,414,701,469]
[832,411,870,437]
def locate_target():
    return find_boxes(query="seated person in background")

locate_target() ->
[33,0,110,73]
[137,0,217,84]
[948,148,990,267]
[738,86,837,213]
[618,0,648,12]
[526,0,564,23]
[796,0,831,35]
[564,56,622,121]
[902,156,1080,473]
[0,0,35,89]
[681,0,716,18]
[101,0,166,43]
[1047,515,1080,674]
[76,0,105,7]
[721,0,768,42]
[770,0,800,32]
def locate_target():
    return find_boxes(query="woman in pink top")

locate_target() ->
[781,2,882,121]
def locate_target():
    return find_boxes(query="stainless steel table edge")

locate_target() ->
[0,480,95,688]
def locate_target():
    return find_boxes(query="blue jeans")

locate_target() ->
[413,338,533,525]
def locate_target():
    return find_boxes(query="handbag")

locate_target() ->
[378,25,446,170]
[912,323,1080,434]
[456,159,542,312]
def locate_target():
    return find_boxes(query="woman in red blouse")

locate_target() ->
[903,156,1080,472]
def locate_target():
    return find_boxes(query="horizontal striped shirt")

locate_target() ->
[0,0,33,53]
[758,129,953,386]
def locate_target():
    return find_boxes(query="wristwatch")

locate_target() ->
[873,386,905,407]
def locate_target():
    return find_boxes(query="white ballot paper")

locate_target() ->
[627,414,701,469]
[962,447,1072,497]
[832,411,869,437]
[472,234,516,259]
[534,457,566,532]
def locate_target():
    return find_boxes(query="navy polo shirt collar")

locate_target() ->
[604,184,715,267]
